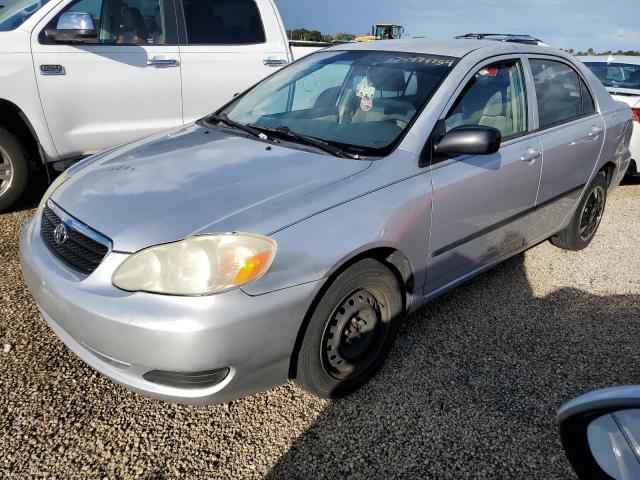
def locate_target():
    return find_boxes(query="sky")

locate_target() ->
[274,0,640,52]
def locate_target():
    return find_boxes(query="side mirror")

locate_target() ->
[45,12,97,42]
[558,386,640,479]
[434,125,501,157]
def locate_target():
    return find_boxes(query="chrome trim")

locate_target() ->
[263,57,288,67]
[146,59,180,67]
[46,199,113,252]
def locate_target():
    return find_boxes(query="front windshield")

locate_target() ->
[584,62,640,90]
[221,50,458,156]
[0,0,50,31]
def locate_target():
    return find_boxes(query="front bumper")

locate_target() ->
[20,216,322,405]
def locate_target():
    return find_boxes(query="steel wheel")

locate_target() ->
[322,288,390,380]
[0,145,13,198]
[295,259,403,398]
[579,185,605,241]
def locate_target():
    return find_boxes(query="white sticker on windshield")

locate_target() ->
[356,76,376,98]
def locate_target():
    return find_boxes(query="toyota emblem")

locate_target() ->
[53,223,68,245]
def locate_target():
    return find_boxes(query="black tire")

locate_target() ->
[0,126,29,212]
[550,172,608,251]
[295,258,403,398]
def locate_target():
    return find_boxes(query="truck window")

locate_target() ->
[0,0,50,31]
[181,0,265,45]
[43,0,170,45]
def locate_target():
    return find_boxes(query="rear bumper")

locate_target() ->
[20,215,322,405]
[629,122,640,175]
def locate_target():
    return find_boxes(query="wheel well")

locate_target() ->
[599,162,616,189]
[0,100,42,173]
[287,247,414,379]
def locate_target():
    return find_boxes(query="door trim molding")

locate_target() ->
[431,183,586,257]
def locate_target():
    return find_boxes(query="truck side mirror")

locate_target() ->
[45,12,97,42]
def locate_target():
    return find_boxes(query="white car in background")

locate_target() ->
[580,56,640,176]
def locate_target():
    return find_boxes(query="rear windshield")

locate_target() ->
[584,62,640,90]
[221,50,459,156]
[0,0,50,31]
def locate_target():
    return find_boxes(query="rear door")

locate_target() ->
[524,57,605,242]
[176,0,290,122]
[426,57,543,294]
[31,0,183,158]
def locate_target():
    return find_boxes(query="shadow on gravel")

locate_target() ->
[268,253,640,479]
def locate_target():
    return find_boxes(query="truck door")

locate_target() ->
[31,0,183,158]
[176,0,290,122]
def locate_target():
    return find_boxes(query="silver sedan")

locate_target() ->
[20,39,633,405]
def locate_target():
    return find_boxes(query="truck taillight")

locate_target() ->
[633,108,640,123]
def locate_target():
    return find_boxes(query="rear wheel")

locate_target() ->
[295,259,403,398]
[0,127,29,212]
[550,172,607,251]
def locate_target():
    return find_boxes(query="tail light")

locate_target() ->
[632,108,640,123]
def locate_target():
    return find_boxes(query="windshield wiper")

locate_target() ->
[207,113,273,141]
[253,125,359,159]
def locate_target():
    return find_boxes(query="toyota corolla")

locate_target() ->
[20,39,633,405]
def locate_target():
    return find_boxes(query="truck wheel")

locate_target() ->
[550,172,608,251]
[0,127,29,212]
[295,259,403,398]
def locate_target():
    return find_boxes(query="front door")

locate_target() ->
[426,57,543,295]
[31,0,183,158]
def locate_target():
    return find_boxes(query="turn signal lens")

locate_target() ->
[112,233,276,296]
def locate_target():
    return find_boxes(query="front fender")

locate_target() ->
[241,172,432,309]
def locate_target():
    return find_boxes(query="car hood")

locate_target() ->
[52,124,373,252]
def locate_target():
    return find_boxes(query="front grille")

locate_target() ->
[41,204,109,275]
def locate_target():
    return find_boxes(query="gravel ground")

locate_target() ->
[1,178,639,479]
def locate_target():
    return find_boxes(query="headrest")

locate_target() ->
[368,66,406,92]
[482,91,504,117]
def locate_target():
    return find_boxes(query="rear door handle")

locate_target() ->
[588,126,603,138]
[147,58,180,67]
[263,57,288,67]
[521,147,542,162]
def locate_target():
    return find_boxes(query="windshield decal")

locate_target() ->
[395,56,456,67]
[356,76,376,98]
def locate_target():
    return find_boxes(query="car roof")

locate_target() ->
[327,38,557,59]
[578,55,640,65]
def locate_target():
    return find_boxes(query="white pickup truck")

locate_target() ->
[0,0,324,209]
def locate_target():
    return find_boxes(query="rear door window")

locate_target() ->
[181,0,265,45]
[530,59,596,130]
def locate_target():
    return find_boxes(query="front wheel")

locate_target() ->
[0,127,29,212]
[295,259,403,399]
[550,172,608,251]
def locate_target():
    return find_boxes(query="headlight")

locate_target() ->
[112,233,277,296]
[36,170,69,215]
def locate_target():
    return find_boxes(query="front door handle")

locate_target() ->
[521,147,542,162]
[263,57,288,67]
[147,58,180,67]
[588,126,604,138]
